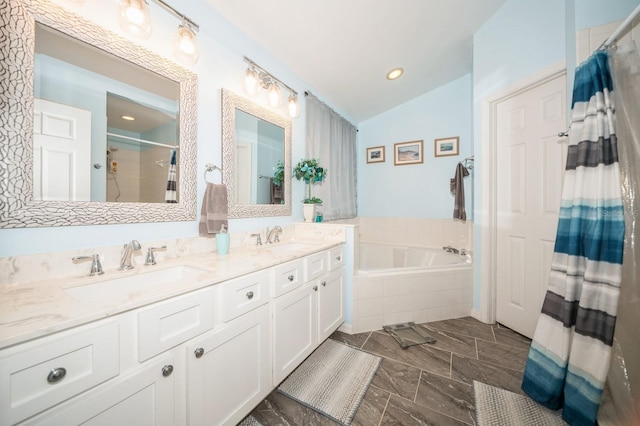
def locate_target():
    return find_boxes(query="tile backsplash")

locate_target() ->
[358,217,472,250]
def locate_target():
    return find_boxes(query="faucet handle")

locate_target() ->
[250,233,262,246]
[72,254,104,276]
[145,246,167,266]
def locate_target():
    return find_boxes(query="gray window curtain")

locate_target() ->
[305,92,357,220]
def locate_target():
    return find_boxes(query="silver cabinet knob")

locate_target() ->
[321,281,327,287]
[313,285,318,291]
[162,365,174,377]
[47,367,67,384]
[194,347,204,358]
[287,275,294,281]
[246,291,254,299]
[336,255,341,261]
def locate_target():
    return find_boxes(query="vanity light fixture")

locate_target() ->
[118,0,200,64]
[121,115,136,121]
[386,67,404,80]
[243,56,299,118]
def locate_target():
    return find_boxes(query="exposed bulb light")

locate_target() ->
[288,95,300,118]
[386,67,404,80]
[118,0,152,39]
[245,68,260,96]
[267,82,281,107]
[121,115,136,121]
[173,22,199,65]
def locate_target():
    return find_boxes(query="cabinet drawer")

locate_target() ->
[220,270,269,322]
[271,259,304,298]
[0,321,119,426]
[304,251,327,282]
[138,287,214,362]
[328,246,345,271]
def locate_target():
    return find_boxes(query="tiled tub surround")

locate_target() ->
[351,217,474,333]
[0,225,343,349]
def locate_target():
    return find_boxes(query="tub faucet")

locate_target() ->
[266,226,282,244]
[119,240,141,270]
[442,246,459,254]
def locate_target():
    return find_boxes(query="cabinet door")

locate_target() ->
[272,285,317,385]
[186,305,270,426]
[317,269,344,342]
[24,355,175,426]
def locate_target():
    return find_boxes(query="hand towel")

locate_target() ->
[198,183,229,237]
[451,162,469,221]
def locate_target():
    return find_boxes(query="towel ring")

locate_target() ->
[204,163,223,184]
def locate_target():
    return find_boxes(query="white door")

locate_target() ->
[34,99,91,201]
[495,73,567,338]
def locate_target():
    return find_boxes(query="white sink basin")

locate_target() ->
[262,242,315,255]
[65,265,208,302]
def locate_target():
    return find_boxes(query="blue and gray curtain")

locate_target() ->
[165,149,177,203]
[521,51,625,425]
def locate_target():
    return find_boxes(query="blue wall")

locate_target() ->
[358,74,472,218]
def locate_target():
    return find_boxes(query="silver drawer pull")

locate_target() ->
[336,255,341,261]
[287,275,294,281]
[194,347,204,358]
[313,285,318,291]
[246,291,254,299]
[47,367,67,384]
[162,364,174,377]
[322,281,327,287]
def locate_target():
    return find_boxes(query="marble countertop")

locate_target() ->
[0,239,342,350]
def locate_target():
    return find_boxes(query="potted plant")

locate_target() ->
[293,158,326,222]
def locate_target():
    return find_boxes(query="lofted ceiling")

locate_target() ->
[204,0,506,122]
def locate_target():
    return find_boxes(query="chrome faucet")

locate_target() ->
[266,226,282,244]
[442,246,460,254]
[72,254,104,276]
[119,240,141,270]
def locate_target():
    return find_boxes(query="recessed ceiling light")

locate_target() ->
[121,115,136,121]
[386,68,404,80]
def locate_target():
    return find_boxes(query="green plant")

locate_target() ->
[272,160,284,187]
[293,158,326,204]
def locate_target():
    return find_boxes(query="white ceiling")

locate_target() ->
[204,0,506,122]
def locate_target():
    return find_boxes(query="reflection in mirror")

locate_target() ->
[0,0,197,227]
[235,109,284,205]
[34,23,179,203]
[222,89,291,218]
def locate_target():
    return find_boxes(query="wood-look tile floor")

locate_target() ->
[246,317,532,425]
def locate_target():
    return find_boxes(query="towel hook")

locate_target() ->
[204,163,223,184]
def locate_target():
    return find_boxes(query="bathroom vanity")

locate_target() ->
[0,241,345,426]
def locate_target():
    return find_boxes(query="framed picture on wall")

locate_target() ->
[366,146,385,163]
[434,136,459,157]
[394,140,423,166]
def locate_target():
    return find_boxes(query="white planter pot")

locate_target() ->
[303,204,315,223]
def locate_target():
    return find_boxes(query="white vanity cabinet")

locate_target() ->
[272,247,345,385]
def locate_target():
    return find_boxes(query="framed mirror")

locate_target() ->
[0,0,197,228]
[221,89,292,218]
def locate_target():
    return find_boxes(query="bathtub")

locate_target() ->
[353,243,473,333]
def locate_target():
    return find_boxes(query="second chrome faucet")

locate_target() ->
[119,240,141,270]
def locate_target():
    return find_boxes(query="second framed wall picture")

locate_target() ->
[434,136,459,157]
[394,140,423,165]
[366,146,385,163]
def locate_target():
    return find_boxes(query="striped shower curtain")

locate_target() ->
[521,51,625,425]
[165,149,177,203]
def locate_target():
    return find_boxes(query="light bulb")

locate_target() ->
[118,0,152,38]
[245,68,259,96]
[267,82,280,107]
[288,95,300,118]
[173,24,199,65]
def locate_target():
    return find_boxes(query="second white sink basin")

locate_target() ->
[65,265,209,302]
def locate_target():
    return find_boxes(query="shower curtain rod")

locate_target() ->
[599,3,640,49]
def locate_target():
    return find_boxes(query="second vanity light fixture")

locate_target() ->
[118,0,200,65]
[244,56,300,118]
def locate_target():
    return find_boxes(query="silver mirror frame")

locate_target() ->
[221,89,292,218]
[0,0,197,228]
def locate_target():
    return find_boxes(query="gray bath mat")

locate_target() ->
[473,381,567,425]
[237,415,262,426]
[383,322,436,349]
[277,339,381,425]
